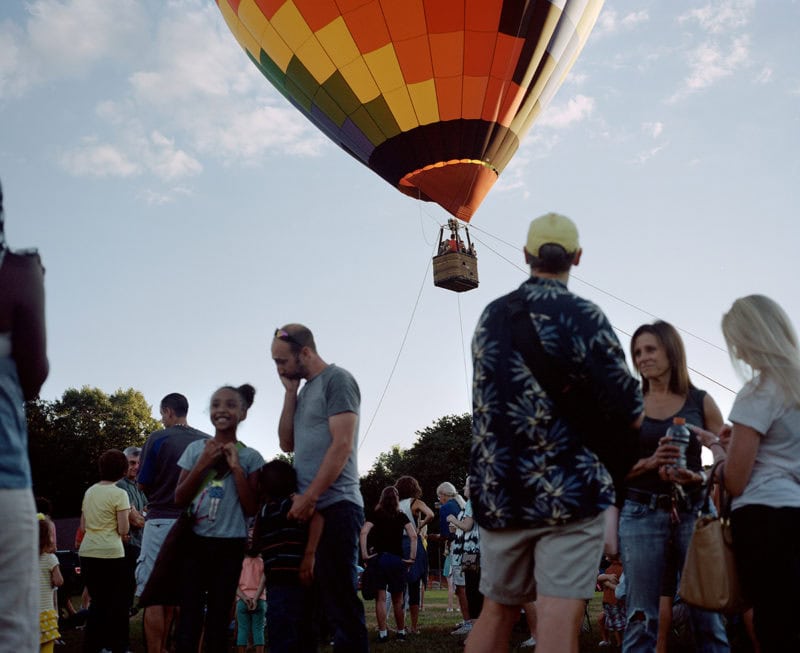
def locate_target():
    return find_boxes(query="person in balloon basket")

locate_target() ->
[466,213,643,653]
[271,324,369,653]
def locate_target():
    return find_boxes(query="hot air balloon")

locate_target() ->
[215,0,604,223]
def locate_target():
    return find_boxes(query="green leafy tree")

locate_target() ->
[28,386,161,517]
[360,413,471,529]
[359,413,472,574]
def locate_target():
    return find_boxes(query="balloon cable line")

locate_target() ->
[457,293,471,408]
[467,222,729,355]
[466,227,737,396]
[359,235,435,452]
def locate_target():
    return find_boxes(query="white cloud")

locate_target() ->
[146,131,203,181]
[594,9,649,37]
[632,143,667,164]
[1,0,147,96]
[537,95,595,129]
[686,36,750,91]
[25,1,324,188]
[642,122,664,139]
[670,35,751,102]
[59,140,140,177]
[678,0,755,34]
[754,67,773,84]
[138,185,193,206]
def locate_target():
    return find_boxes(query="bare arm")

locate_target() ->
[360,521,374,560]
[175,440,223,507]
[625,436,680,480]
[300,512,324,585]
[411,498,434,531]
[724,423,760,497]
[51,564,64,588]
[447,513,475,532]
[277,381,299,453]
[117,508,130,537]
[289,411,357,521]
[129,506,145,529]
[403,522,418,562]
[702,393,725,436]
[222,442,259,516]
[8,255,48,399]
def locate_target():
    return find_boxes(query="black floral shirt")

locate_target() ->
[470,276,643,529]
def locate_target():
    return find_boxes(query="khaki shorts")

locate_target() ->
[478,513,604,604]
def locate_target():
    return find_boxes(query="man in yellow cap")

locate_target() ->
[466,213,643,653]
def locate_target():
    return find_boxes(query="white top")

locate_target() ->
[399,497,415,525]
[729,376,800,510]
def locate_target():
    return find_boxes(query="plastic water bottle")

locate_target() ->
[666,417,691,469]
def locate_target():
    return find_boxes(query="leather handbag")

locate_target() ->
[679,461,750,614]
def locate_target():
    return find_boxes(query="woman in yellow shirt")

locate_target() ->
[78,449,130,653]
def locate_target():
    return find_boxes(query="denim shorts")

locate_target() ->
[135,518,175,596]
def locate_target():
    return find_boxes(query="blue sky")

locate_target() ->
[2,0,798,472]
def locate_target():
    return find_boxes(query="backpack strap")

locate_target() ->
[507,289,570,410]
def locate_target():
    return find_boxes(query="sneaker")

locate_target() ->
[377,633,389,644]
[451,621,473,636]
[395,631,406,641]
[598,642,611,648]
[446,607,455,612]
[520,636,537,648]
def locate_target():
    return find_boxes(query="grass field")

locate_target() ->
[58,588,605,652]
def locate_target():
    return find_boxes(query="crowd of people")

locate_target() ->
[3,175,799,653]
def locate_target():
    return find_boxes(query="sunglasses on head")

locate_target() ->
[274,328,303,348]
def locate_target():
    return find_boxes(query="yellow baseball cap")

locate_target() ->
[526,212,579,256]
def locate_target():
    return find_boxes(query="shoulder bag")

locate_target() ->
[679,461,750,614]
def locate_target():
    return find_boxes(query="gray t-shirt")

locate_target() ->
[177,440,265,538]
[294,364,363,510]
[729,376,800,510]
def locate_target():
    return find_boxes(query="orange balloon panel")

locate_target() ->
[217,0,604,221]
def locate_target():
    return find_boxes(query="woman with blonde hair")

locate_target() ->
[696,295,800,652]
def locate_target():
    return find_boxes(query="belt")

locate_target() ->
[626,488,673,511]
[625,487,703,512]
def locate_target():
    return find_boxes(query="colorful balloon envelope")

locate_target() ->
[216,0,604,221]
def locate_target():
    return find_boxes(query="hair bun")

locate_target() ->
[237,384,256,409]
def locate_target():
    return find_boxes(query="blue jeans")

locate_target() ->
[619,496,729,653]
[267,585,315,653]
[316,500,369,653]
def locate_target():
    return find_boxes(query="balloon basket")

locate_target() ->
[433,252,479,292]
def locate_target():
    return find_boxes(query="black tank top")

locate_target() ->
[627,386,706,494]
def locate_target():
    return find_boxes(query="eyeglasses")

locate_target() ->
[274,328,303,348]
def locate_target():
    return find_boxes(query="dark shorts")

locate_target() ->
[373,553,406,594]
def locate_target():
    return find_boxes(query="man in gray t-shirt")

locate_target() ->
[271,324,369,652]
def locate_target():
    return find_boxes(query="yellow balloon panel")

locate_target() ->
[216,0,604,220]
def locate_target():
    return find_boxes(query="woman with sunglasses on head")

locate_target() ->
[694,295,800,652]
[619,321,729,653]
[174,384,265,653]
